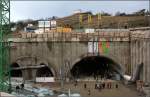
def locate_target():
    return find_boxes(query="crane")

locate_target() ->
[0,0,11,92]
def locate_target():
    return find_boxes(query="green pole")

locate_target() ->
[0,0,11,92]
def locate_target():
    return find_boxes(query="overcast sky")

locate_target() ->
[10,1,149,22]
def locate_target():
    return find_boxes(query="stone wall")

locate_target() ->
[9,30,150,83]
[131,30,150,83]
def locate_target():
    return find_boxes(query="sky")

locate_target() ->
[10,1,149,22]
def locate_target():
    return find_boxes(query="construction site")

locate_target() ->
[0,0,150,97]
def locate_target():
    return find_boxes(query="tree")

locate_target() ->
[16,21,26,32]
[115,11,126,16]
[101,11,111,16]
[10,22,16,28]
[115,11,120,16]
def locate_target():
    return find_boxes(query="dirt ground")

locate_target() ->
[33,80,142,97]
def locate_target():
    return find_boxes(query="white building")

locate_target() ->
[37,19,57,34]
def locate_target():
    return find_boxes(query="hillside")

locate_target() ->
[56,13,149,29]
[13,12,150,32]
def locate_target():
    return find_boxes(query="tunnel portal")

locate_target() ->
[36,64,54,77]
[10,63,22,77]
[71,56,123,80]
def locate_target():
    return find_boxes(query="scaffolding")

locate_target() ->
[0,0,11,92]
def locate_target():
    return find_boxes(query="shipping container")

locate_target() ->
[38,20,51,28]
[38,21,45,28]
[51,20,57,27]
[73,29,84,33]
[45,21,51,27]
[85,28,95,33]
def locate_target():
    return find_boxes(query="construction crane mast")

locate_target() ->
[0,0,11,92]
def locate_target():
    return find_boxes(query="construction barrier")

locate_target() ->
[36,77,55,82]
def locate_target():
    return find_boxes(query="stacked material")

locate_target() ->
[0,92,14,96]
[57,27,72,33]
[85,28,95,33]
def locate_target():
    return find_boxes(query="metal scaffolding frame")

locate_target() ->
[0,0,11,92]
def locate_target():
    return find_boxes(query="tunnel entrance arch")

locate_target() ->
[10,63,22,77]
[36,63,54,77]
[36,63,55,82]
[70,55,123,80]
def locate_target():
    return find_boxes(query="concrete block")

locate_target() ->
[31,33,37,38]
[27,33,32,38]
[36,38,44,42]
[37,34,43,38]
[21,33,27,38]
[43,33,48,38]
[48,33,53,38]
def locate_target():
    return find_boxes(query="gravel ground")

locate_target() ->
[34,80,145,97]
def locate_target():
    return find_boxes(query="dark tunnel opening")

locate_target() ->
[36,64,54,77]
[71,56,123,80]
[10,63,22,77]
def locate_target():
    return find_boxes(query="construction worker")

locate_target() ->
[97,83,100,90]
[109,82,112,89]
[74,80,78,87]
[95,83,97,89]
[20,83,24,90]
[99,83,102,91]
[84,83,87,89]
[16,85,20,93]
[139,80,143,93]
[116,83,118,89]
[107,81,109,89]
[102,82,105,89]
[88,89,91,95]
